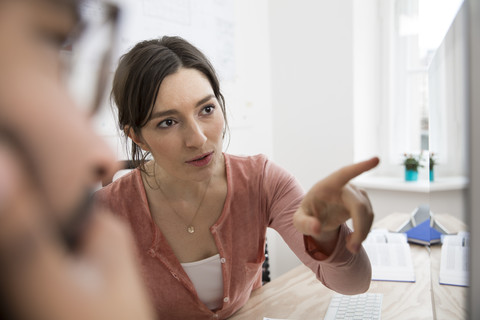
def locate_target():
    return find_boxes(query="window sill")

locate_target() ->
[351,176,468,193]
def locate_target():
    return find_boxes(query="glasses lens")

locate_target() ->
[62,1,119,114]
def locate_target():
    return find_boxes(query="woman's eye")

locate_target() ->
[158,119,176,128]
[201,105,215,115]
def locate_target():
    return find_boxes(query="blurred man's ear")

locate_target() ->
[125,126,150,152]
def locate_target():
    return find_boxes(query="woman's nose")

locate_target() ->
[184,120,207,148]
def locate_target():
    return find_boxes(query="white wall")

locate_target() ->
[267,0,356,279]
[364,188,466,223]
[353,0,382,163]
[225,0,274,157]
[269,0,355,191]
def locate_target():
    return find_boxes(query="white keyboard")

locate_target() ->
[324,293,383,320]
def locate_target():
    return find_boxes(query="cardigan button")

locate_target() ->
[223,297,229,303]
[220,257,226,264]
[148,248,156,257]
[212,314,219,319]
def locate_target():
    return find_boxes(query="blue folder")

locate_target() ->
[405,218,443,245]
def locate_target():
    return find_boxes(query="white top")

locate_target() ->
[181,254,224,310]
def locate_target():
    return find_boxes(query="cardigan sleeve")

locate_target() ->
[263,159,371,295]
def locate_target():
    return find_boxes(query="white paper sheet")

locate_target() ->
[439,232,469,286]
[363,229,416,282]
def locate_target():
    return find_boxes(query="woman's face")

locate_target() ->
[137,68,225,182]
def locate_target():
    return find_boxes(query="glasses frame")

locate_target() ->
[64,0,121,115]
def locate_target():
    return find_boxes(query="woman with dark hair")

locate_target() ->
[111,36,228,170]
[97,35,379,319]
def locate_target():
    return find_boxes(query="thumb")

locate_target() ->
[293,209,321,237]
[344,205,373,254]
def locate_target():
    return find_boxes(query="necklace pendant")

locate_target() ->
[187,226,195,234]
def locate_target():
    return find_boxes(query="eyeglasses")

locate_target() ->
[61,0,120,115]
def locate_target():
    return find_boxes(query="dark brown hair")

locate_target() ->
[111,36,228,170]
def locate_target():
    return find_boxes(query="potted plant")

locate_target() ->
[429,152,437,181]
[403,153,423,181]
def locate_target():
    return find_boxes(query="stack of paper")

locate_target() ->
[439,232,469,287]
[363,229,415,282]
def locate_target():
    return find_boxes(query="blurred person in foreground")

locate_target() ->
[0,0,155,319]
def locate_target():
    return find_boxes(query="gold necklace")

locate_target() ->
[156,176,212,234]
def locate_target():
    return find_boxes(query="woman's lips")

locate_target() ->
[185,152,214,167]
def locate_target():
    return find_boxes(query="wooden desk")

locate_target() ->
[229,213,466,320]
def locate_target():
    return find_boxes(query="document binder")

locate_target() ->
[396,204,449,245]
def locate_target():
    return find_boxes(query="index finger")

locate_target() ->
[323,157,380,189]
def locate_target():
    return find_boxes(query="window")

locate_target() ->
[371,0,465,178]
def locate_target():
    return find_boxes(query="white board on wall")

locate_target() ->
[80,0,239,159]
[119,0,236,82]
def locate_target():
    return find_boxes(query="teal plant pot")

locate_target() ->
[405,169,418,181]
[430,169,434,182]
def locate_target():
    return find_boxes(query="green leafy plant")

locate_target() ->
[429,152,437,171]
[403,153,424,171]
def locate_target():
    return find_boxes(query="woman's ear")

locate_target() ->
[125,126,150,152]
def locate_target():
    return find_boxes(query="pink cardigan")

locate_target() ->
[96,154,371,319]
